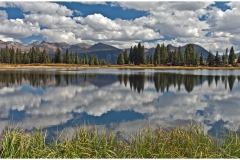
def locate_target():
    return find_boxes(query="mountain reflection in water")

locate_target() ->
[0,69,240,138]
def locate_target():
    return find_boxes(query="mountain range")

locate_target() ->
[0,40,221,63]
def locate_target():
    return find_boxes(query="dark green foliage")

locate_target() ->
[167,45,172,64]
[70,52,74,64]
[10,47,16,64]
[238,55,240,63]
[89,54,99,66]
[133,45,138,65]
[185,44,195,65]
[222,53,225,64]
[137,43,142,65]
[129,47,134,64]
[0,43,239,68]
[23,52,30,64]
[172,49,178,66]
[224,48,228,65]
[42,48,48,64]
[5,46,10,64]
[146,55,153,64]
[200,52,204,66]
[160,43,168,65]
[215,51,220,66]
[123,49,129,64]
[178,46,185,66]
[100,59,107,65]
[140,45,146,64]
[228,46,236,65]
[207,51,215,66]
[128,43,146,65]
[154,44,160,66]
[117,52,124,65]
[64,49,70,64]
[54,47,62,63]
[16,48,21,64]
[150,55,153,64]
[193,53,198,66]
[83,53,88,65]
[75,52,78,64]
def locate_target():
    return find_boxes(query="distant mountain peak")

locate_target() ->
[91,42,118,50]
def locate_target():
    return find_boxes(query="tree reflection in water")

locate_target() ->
[0,70,238,93]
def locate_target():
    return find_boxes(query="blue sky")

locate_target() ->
[0,1,239,53]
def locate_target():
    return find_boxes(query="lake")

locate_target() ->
[0,68,240,138]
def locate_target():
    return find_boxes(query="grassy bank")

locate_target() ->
[1,63,240,70]
[1,125,240,158]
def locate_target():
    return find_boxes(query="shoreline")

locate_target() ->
[0,63,240,70]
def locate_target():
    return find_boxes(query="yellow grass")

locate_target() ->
[0,63,240,70]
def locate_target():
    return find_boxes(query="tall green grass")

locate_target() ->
[0,124,240,158]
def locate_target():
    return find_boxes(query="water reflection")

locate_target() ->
[0,69,240,138]
[0,70,238,93]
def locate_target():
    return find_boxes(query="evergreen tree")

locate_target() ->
[70,52,74,64]
[228,46,236,65]
[146,55,150,64]
[154,44,160,65]
[117,52,125,65]
[178,46,185,66]
[222,53,225,65]
[11,47,16,64]
[123,49,129,64]
[150,55,153,64]
[65,49,70,64]
[172,49,178,66]
[100,59,107,66]
[6,46,10,64]
[133,45,138,65]
[75,52,78,64]
[30,48,34,63]
[83,53,88,64]
[35,47,40,63]
[89,54,94,66]
[5,46,10,64]
[193,53,199,66]
[136,43,142,65]
[16,48,20,64]
[207,51,215,66]
[199,51,204,66]
[185,44,195,65]
[215,51,220,66]
[238,55,240,63]
[0,49,2,63]
[160,43,167,64]
[32,47,37,63]
[167,45,172,63]
[88,54,99,66]
[42,48,47,64]
[23,52,30,64]
[225,48,228,65]
[140,45,146,64]
[55,47,62,63]
[129,47,134,64]
[93,54,99,65]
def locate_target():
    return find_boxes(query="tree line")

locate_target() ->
[0,46,107,66]
[117,43,240,67]
[0,43,239,67]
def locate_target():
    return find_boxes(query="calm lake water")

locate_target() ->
[0,68,240,138]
